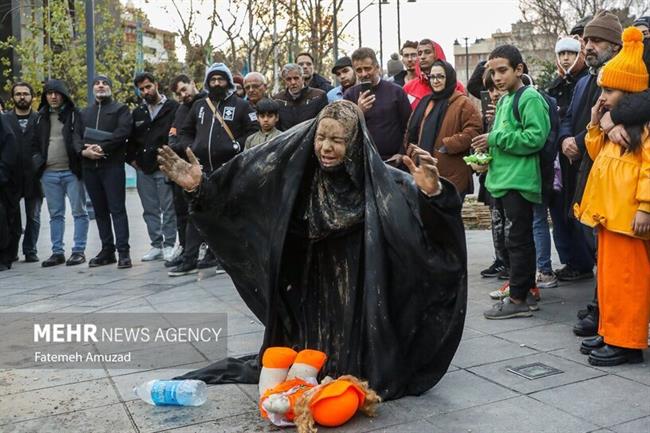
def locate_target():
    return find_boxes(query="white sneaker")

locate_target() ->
[162,246,175,261]
[536,271,559,289]
[142,247,162,261]
[169,245,183,261]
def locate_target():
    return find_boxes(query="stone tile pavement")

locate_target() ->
[0,191,648,433]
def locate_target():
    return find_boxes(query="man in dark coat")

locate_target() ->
[32,79,89,267]
[172,63,259,276]
[4,82,41,262]
[557,11,621,336]
[128,72,179,262]
[0,115,20,271]
[297,52,334,92]
[164,73,208,268]
[161,100,467,401]
[273,63,328,131]
[81,75,133,268]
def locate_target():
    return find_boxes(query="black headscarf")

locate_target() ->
[306,102,364,239]
[407,60,457,153]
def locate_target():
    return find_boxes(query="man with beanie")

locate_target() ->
[81,75,133,268]
[32,80,89,267]
[557,11,622,336]
[128,72,179,262]
[173,63,258,276]
[327,57,357,102]
[386,53,404,78]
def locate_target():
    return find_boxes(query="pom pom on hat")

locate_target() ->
[598,26,649,92]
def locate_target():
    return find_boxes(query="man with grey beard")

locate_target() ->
[80,75,133,269]
[556,11,621,337]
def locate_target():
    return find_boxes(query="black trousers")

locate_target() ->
[21,195,42,255]
[172,184,188,249]
[0,190,21,267]
[494,191,536,301]
[83,163,130,253]
[182,220,207,264]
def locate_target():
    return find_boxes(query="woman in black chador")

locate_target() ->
[159,101,466,400]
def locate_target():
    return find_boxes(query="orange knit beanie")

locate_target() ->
[598,26,649,92]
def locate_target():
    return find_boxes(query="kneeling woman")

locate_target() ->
[158,101,467,400]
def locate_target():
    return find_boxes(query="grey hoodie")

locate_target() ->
[204,63,236,99]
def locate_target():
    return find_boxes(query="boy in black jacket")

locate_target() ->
[128,72,179,262]
[81,75,133,268]
[170,63,258,276]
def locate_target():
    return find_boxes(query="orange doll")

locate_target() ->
[258,347,381,433]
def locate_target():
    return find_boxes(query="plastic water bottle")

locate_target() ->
[133,380,208,406]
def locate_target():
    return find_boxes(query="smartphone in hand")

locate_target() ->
[480,90,491,114]
[360,81,373,95]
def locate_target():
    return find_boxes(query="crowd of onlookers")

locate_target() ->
[0,12,648,366]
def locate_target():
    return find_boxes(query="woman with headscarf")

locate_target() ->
[407,60,483,199]
[158,100,467,400]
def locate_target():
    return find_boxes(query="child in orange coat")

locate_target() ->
[574,26,650,366]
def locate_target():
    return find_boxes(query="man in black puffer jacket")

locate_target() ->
[81,75,133,269]
[32,79,89,268]
[273,63,328,131]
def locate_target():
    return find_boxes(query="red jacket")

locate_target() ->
[403,41,466,110]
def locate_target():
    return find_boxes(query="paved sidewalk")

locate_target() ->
[0,191,648,433]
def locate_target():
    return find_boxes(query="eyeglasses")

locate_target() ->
[430,74,446,81]
[244,84,262,90]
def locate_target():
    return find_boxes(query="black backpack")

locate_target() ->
[512,86,560,204]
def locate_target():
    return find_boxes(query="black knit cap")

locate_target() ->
[93,74,113,87]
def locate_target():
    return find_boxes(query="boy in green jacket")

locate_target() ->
[472,45,551,319]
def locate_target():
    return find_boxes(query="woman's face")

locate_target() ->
[429,65,447,92]
[599,87,625,111]
[315,118,348,168]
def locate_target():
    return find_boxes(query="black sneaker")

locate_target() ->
[164,255,184,268]
[168,262,198,277]
[197,256,218,269]
[497,267,510,280]
[42,254,65,267]
[555,265,594,282]
[480,260,505,278]
[24,253,39,263]
[0,263,10,271]
[89,250,116,267]
[66,252,86,266]
[117,252,132,269]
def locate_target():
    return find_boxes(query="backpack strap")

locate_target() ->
[511,85,529,124]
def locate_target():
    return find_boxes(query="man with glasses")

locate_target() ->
[243,72,268,108]
[391,41,419,87]
[4,82,42,263]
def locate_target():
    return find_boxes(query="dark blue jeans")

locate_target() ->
[548,193,595,272]
[21,196,42,256]
[84,163,130,253]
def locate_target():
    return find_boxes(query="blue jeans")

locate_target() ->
[533,203,552,273]
[41,170,89,255]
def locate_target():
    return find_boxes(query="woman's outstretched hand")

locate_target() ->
[157,146,203,192]
[403,144,442,196]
